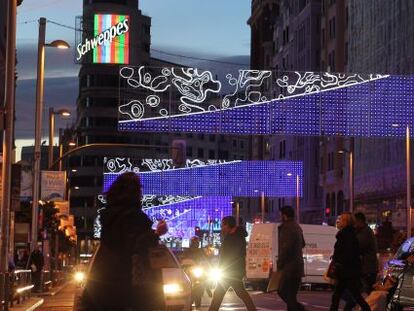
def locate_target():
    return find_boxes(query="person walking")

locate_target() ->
[329,212,371,311]
[354,212,379,293]
[277,206,306,311]
[208,216,256,311]
[82,172,168,311]
[29,245,44,292]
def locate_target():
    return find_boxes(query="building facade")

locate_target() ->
[70,0,250,245]
[249,0,324,223]
[318,0,351,223]
[347,0,414,229]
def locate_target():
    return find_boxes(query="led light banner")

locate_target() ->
[75,14,129,64]
[118,68,414,138]
[103,157,303,197]
[94,196,232,240]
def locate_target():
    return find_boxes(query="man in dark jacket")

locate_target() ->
[354,212,378,293]
[208,216,256,311]
[277,206,306,311]
[344,212,379,310]
[29,245,44,292]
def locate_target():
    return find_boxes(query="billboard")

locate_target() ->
[76,14,130,64]
[41,171,66,201]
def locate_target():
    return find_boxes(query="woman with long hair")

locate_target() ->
[329,212,371,311]
[82,172,167,310]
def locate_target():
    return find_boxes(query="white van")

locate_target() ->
[246,223,337,288]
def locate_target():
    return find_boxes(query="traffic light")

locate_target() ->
[195,226,203,238]
[325,207,331,217]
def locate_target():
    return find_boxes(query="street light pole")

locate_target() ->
[0,0,17,273]
[296,174,300,223]
[261,191,265,223]
[407,126,412,238]
[349,151,354,213]
[48,108,55,169]
[31,17,46,251]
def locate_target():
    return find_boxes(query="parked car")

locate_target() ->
[382,237,414,310]
[382,237,414,279]
[74,244,192,311]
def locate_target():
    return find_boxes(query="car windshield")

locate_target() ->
[395,239,414,259]
[149,246,179,269]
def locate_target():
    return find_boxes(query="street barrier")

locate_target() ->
[9,270,33,307]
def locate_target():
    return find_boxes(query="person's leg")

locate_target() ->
[329,280,346,311]
[230,279,257,311]
[343,289,357,311]
[208,281,229,311]
[347,280,371,311]
[363,273,377,294]
[285,277,305,311]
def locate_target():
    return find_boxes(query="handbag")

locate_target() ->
[324,261,338,285]
[267,270,284,292]
[326,261,337,279]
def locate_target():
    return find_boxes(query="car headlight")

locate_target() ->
[74,271,85,283]
[209,267,223,282]
[191,266,204,278]
[163,283,183,295]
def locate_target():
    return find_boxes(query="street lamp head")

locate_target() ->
[55,108,71,118]
[68,141,76,147]
[392,123,400,128]
[287,173,293,177]
[48,40,70,49]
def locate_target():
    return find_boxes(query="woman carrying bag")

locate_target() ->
[81,172,168,311]
[329,212,371,311]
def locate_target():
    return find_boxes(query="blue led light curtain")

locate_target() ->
[103,158,303,197]
[94,196,232,240]
[118,68,414,137]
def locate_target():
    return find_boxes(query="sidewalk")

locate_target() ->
[9,282,73,311]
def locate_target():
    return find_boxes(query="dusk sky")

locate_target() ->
[14,0,251,158]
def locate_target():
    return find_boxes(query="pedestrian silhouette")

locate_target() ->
[329,212,371,311]
[277,206,307,311]
[82,172,167,311]
[208,216,256,311]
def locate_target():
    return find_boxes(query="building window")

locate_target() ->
[209,135,215,142]
[209,150,215,159]
[331,192,336,215]
[337,191,344,214]
[186,146,193,157]
[197,148,204,158]
[329,17,336,39]
[279,140,286,159]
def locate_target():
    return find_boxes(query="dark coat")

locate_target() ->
[332,225,362,280]
[219,226,247,279]
[277,219,305,278]
[83,207,160,311]
[29,250,44,271]
[356,224,379,275]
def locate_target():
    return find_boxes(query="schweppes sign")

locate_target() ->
[77,14,130,64]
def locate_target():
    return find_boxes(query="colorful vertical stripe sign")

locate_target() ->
[93,14,130,64]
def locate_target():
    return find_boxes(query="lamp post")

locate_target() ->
[391,123,412,238]
[0,0,17,274]
[287,173,301,223]
[48,108,71,169]
[338,149,354,213]
[406,126,412,238]
[32,17,70,251]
